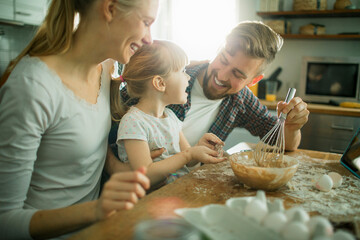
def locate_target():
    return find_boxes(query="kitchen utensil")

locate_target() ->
[229,151,299,191]
[254,88,297,168]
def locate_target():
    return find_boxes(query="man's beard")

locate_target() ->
[202,68,229,100]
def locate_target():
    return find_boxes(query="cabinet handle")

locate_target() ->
[16,11,31,16]
[329,147,344,154]
[331,124,354,131]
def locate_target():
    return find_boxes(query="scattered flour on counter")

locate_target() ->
[193,169,208,179]
[283,153,360,219]
[191,162,234,195]
[190,154,360,220]
[216,162,235,180]
[193,186,208,194]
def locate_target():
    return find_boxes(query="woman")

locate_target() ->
[0,0,158,239]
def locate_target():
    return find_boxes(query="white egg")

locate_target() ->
[307,216,333,237]
[285,207,310,223]
[333,230,356,240]
[315,174,333,192]
[244,199,268,223]
[328,172,343,188]
[263,211,288,233]
[267,198,285,213]
[226,197,252,213]
[282,221,310,240]
[255,190,267,204]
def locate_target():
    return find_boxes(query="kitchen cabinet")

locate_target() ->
[0,0,48,26]
[0,1,14,21]
[14,0,47,26]
[257,9,360,40]
[299,113,360,153]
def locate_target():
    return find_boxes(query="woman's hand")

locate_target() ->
[95,167,150,220]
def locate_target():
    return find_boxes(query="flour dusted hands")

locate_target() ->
[186,145,226,164]
[186,133,226,164]
[95,167,150,220]
[197,133,224,149]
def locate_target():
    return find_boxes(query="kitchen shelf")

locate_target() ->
[280,34,360,40]
[257,9,360,40]
[257,9,360,18]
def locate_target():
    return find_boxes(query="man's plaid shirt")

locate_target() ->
[168,63,277,141]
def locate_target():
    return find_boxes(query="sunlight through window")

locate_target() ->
[153,0,238,61]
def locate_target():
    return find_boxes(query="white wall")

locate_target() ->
[238,0,360,98]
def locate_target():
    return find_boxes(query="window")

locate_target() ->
[152,0,238,61]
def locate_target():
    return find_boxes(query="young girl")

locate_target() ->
[111,40,226,188]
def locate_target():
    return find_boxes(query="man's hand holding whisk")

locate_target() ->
[276,97,310,151]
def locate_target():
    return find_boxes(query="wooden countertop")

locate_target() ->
[69,146,360,240]
[260,100,360,117]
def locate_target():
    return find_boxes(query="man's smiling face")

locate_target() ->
[201,48,265,100]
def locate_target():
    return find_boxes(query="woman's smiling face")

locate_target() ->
[113,0,159,64]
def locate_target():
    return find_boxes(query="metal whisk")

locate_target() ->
[254,88,297,168]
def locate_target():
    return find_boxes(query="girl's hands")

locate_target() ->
[187,146,226,164]
[197,133,224,149]
[95,167,150,220]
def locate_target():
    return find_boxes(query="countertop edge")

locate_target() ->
[260,100,360,117]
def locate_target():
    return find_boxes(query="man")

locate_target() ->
[106,21,309,175]
[168,21,308,151]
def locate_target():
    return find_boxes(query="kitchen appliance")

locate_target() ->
[299,56,360,104]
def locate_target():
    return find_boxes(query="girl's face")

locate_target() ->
[164,66,190,105]
[111,0,159,64]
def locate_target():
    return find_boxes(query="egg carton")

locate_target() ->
[174,190,355,240]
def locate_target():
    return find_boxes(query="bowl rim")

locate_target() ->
[229,151,299,169]
[229,151,299,191]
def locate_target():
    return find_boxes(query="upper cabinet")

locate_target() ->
[0,1,14,22]
[15,0,47,25]
[257,9,360,40]
[0,0,48,26]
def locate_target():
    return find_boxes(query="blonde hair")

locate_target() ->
[111,40,189,121]
[0,0,143,87]
[225,21,283,73]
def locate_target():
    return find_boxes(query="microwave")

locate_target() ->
[298,56,360,104]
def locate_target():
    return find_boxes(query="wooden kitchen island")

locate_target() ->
[69,146,360,240]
